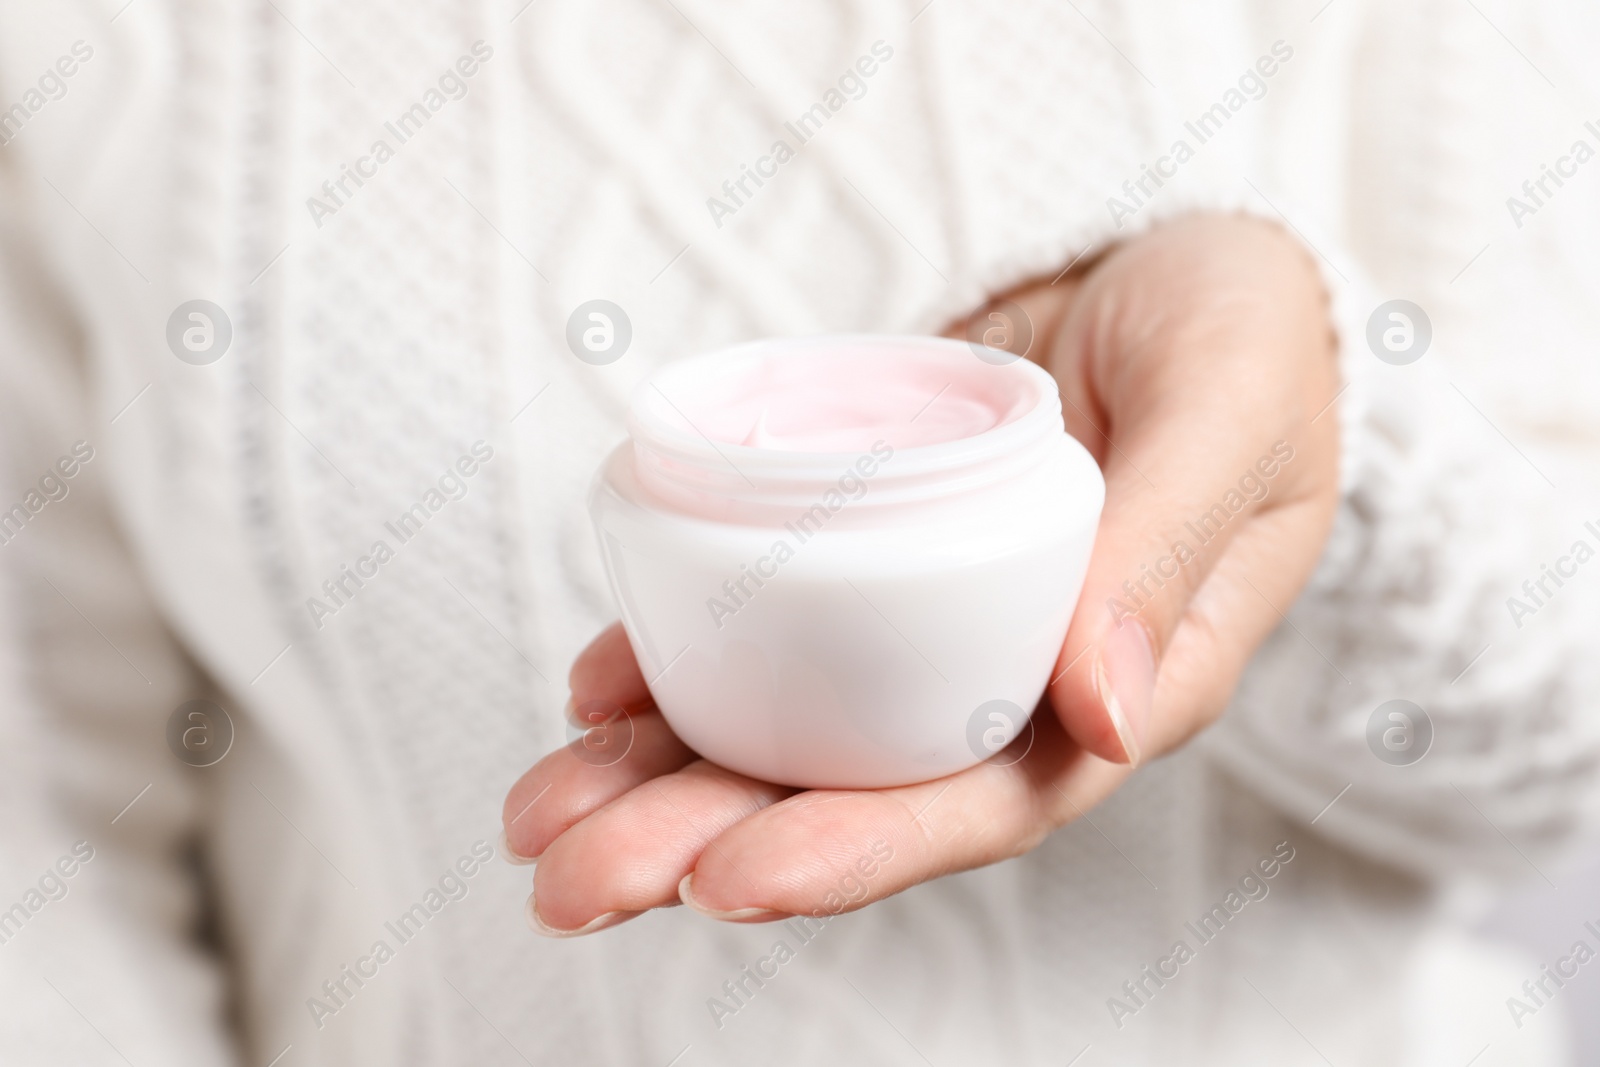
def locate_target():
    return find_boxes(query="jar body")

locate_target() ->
[588,432,1101,788]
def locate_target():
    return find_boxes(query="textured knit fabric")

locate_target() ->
[0,1,1598,1065]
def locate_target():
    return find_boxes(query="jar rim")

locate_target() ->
[629,334,1064,489]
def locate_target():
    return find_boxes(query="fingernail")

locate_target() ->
[499,829,537,866]
[1095,619,1156,766]
[678,873,787,923]
[525,892,637,938]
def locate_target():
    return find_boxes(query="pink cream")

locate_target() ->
[676,345,1032,454]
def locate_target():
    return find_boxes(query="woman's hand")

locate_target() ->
[501,213,1341,935]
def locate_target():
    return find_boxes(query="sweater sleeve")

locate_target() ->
[1204,277,1600,883]
[1195,0,1600,884]
[0,135,237,1065]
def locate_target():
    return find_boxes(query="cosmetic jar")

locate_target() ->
[588,335,1104,788]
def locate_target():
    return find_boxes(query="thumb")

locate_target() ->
[1017,217,1335,767]
[1044,371,1299,767]
[1036,217,1338,767]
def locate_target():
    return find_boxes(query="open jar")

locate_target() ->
[588,335,1104,788]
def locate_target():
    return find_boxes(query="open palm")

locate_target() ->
[502,215,1341,935]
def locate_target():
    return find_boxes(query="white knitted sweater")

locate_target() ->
[2,1,1599,1064]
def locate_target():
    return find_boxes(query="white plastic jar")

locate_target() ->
[589,335,1104,788]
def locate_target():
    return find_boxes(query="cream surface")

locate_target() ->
[691,347,1023,453]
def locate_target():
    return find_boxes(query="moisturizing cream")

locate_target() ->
[589,335,1104,788]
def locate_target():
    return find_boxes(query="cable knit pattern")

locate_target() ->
[0,1,1597,1065]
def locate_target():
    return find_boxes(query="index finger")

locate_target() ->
[570,620,653,716]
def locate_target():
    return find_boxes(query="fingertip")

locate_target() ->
[1098,618,1156,764]
[568,621,651,709]
[677,872,789,923]
[1050,619,1155,766]
[525,892,640,938]
[1093,655,1140,766]
[499,828,538,866]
